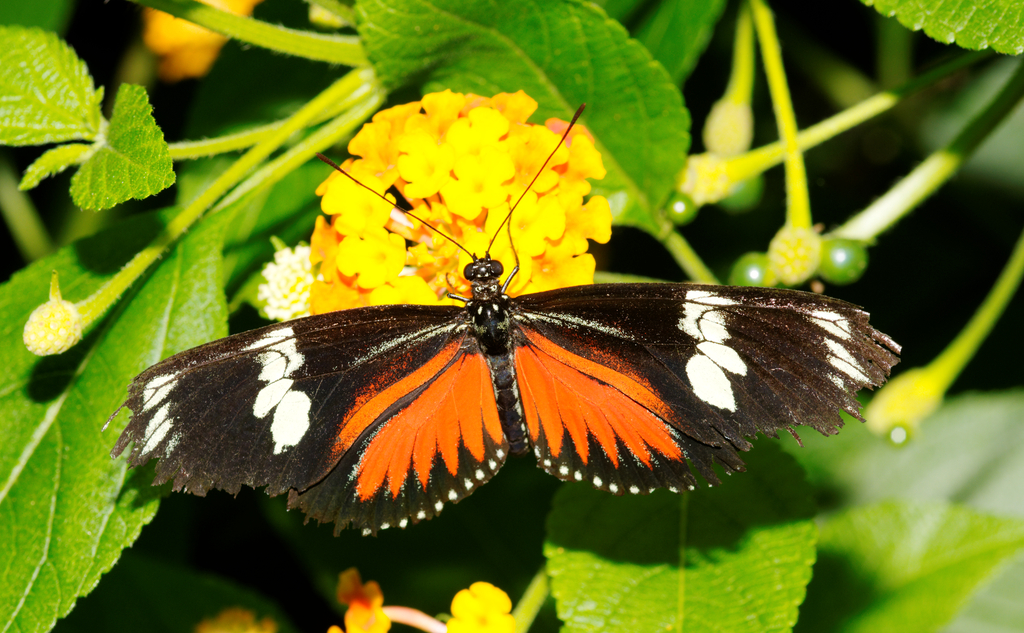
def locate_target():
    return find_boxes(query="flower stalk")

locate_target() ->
[749,0,811,230]
[130,0,367,66]
[511,568,549,633]
[681,52,987,206]
[867,221,1024,439]
[834,58,1024,242]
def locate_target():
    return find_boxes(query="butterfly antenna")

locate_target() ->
[315,153,475,259]
[486,103,587,257]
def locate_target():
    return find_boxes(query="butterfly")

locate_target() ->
[109,109,900,536]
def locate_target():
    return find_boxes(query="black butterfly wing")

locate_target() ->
[111,304,509,535]
[511,283,899,492]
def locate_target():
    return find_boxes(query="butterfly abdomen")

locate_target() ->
[484,352,530,456]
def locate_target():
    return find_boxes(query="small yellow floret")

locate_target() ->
[447,582,515,633]
[768,225,822,286]
[24,278,83,357]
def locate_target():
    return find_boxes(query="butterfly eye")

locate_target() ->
[464,258,504,281]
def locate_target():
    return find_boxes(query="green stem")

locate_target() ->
[0,151,55,261]
[168,67,376,160]
[749,0,811,229]
[214,80,384,212]
[723,51,987,186]
[74,69,375,324]
[833,58,1024,242]
[512,567,549,633]
[167,122,283,160]
[876,14,913,89]
[724,4,754,105]
[130,0,366,66]
[781,22,876,109]
[929,222,1024,392]
[659,223,719,284]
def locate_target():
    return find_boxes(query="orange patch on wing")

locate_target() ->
[336,340,463,455]
[353,352,499,501]
[516,336,683,468]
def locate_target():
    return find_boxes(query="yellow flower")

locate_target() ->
[447,582,516,633]
[194,607,277,633]
[336,569,391,633]
[336,228,408,290]
[441,147,517,219]
[142,0,264,82]
[311,90,611,313]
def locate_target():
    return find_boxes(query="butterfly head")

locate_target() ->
[464,257,504,283]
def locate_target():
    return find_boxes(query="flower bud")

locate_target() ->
[24,273,83,356]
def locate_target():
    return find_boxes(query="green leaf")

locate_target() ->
[0,0,75,32]
[785,391,1024,633]
[787,391,1024,518]
[357,0,690,235]
[861,0,1024,55]
[545,441,816,633]
[634,0,728,84]
[0,208,229,633]
[19,143,91,190]
[58,552,300,633]
[0,26,103,145]
[70,84,176,211]
[591,0,647,24]
[798,501,1024,633]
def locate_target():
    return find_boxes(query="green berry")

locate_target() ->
[666,191,699,226]
[818,238,868,285]
[718,175,764,214]
[729,252,775,287]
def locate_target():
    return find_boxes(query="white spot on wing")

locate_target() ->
[143,374,177,412]
[825,339,870,382]
[696,341,747,376]
[254,379,294,418]
[698,310,730,343]
[810,310,852,340]
[686,354,737,411]
[271,390,312,454]
[243,327,295,351]
[142,403,174,454]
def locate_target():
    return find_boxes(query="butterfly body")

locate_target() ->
[111,258,899,535]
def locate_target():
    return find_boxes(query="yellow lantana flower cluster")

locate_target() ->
[143,0,263,82]
[310,90,611,314]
